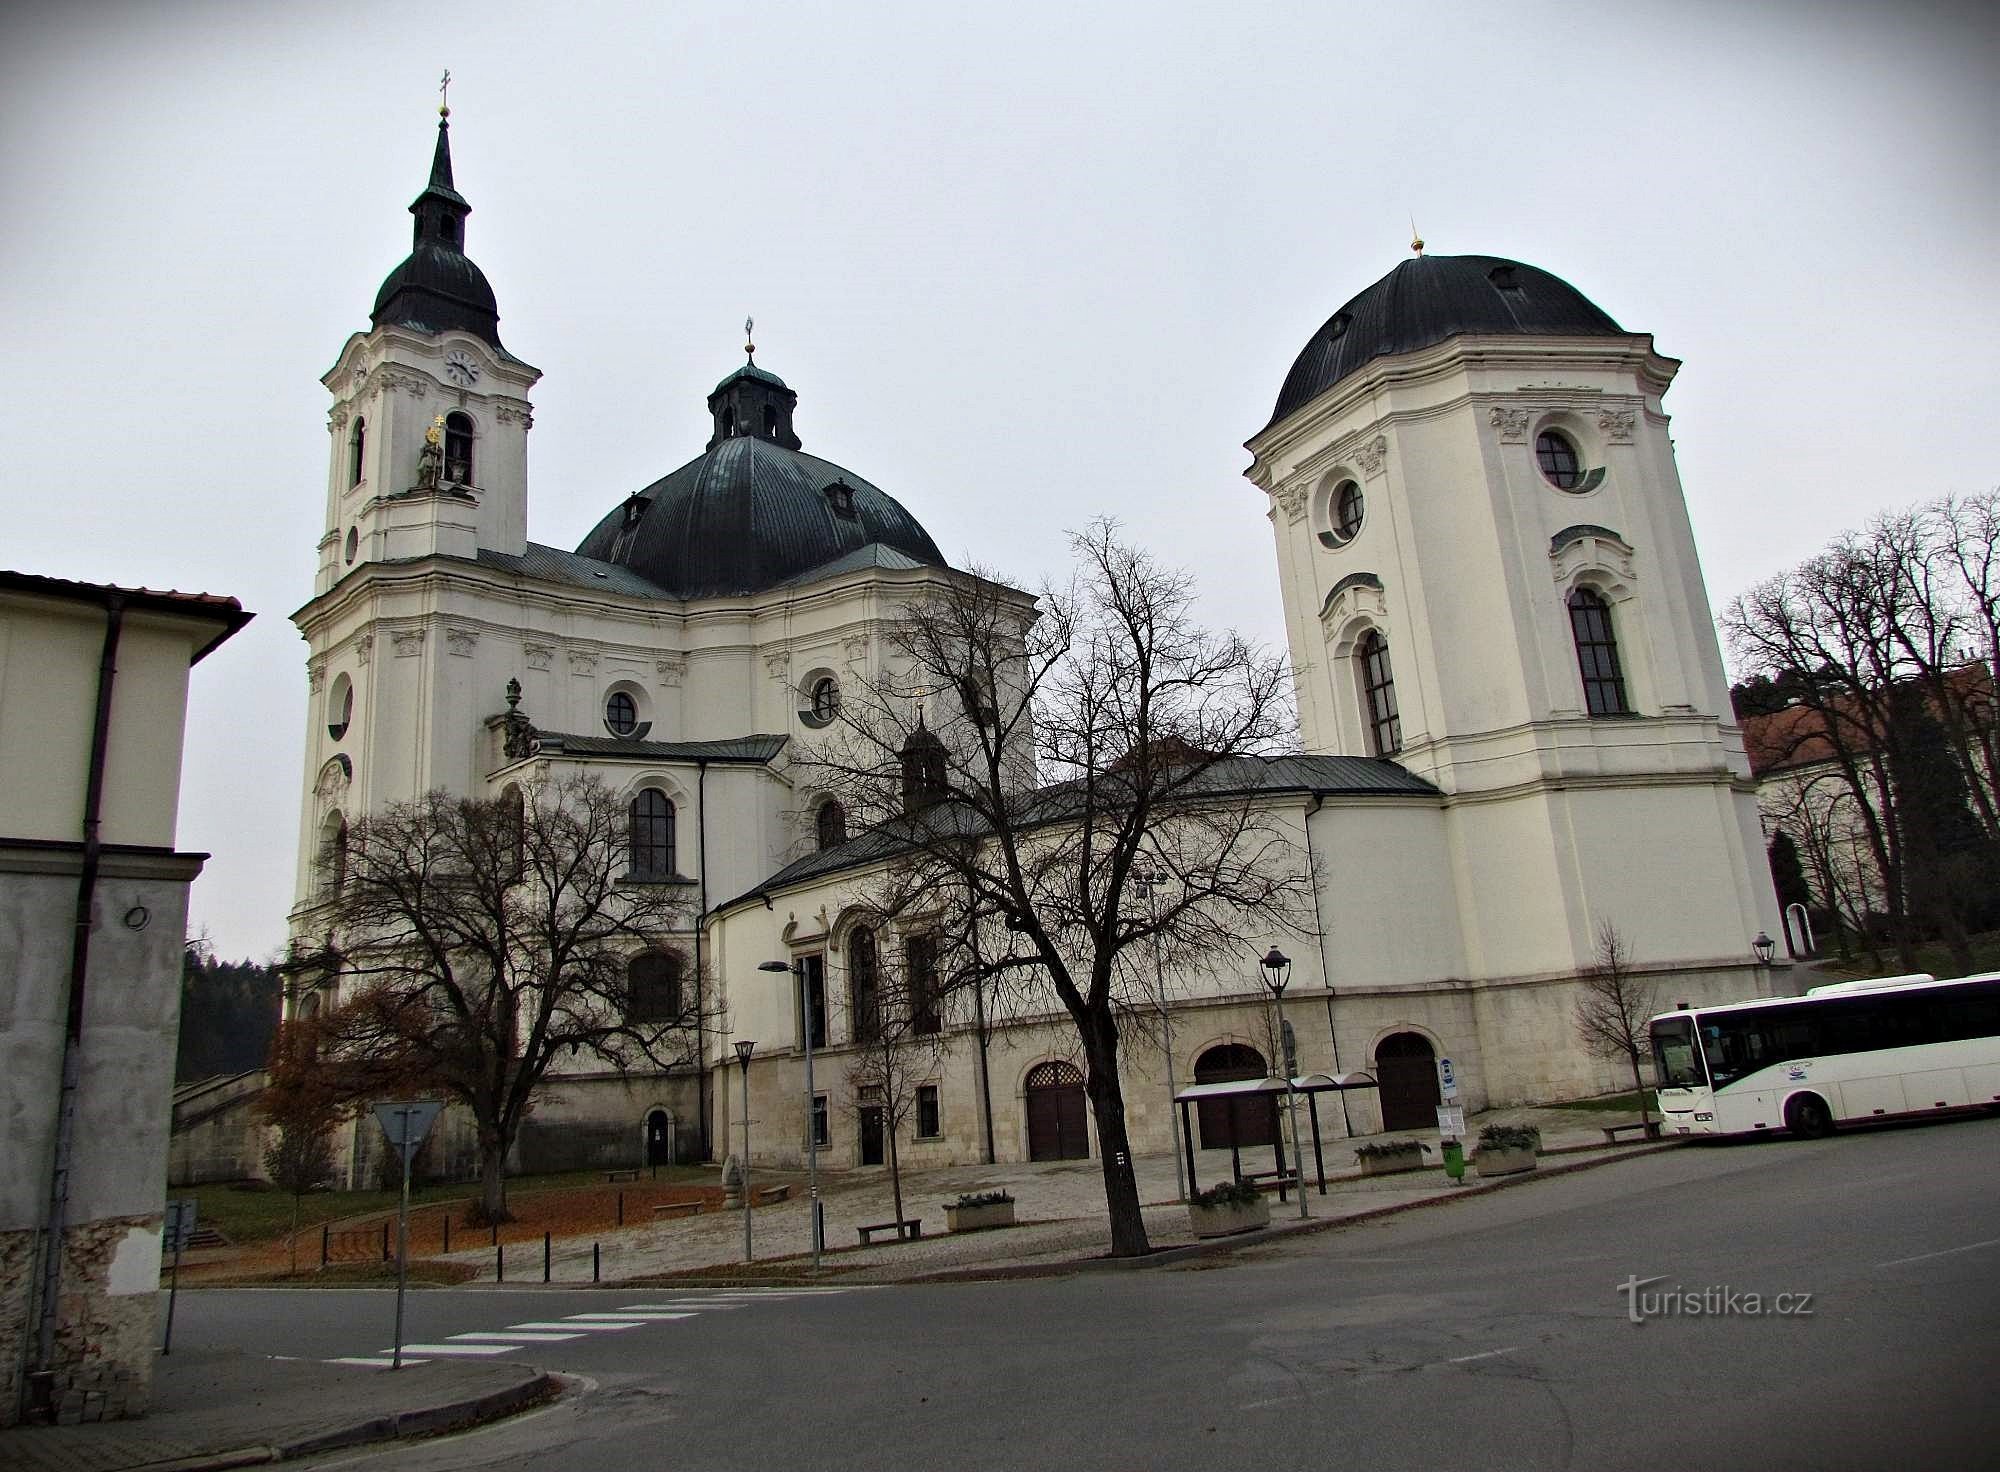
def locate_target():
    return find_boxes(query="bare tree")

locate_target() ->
[291,774,714,1222]
[259,1019,344,1274]
[808,521,1316,1256]
[1573,921,1660,1131]
[844,935,951,1232]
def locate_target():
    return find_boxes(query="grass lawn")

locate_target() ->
[177,1164,710,1245]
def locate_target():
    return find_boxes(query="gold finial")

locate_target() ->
[744,315,756,362]
[439,68,452,118]
[427,414,445,445]
[1410,215,1424,256]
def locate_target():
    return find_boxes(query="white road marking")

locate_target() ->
[565,1311,695,1322]
[507,1320,644,1332]
[615,1301,742,1310]
[327,1356,428,1367]
[388,1343,520,1356]
[1445,1346,1521,1364]
[449,1331,582,1343]
[1875,1236,2000,1269]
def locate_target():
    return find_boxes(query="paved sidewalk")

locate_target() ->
[0,1350,556,1472]
[445,1103,1678,1286]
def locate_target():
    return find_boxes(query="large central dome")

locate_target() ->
[1265,254,1624,431]
[574,362,946,598]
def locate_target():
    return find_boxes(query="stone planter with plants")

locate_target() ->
[1353,1139,1431,1177]
[1474,1123,1541,1177]
[943,1190,1017,1232]
[1187,1178,1272,1238]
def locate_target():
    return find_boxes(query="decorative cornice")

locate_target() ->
[566,648,600,676]
[1318,571,1388,638]
[1550,526,1638,587]
[656,656,687,687]
[523,641,554,672]
[445,626,478,658]
[765,651,792,682]
[1274,484,1309,523]
[390,628,426,657]
[1597,408,1637,442]
[1351,435,1388,478]
[307,658,326,692]
[1487,406,1528,443]
[493,402,534,429]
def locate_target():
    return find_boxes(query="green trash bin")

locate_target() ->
[1441,1138,1465,1183]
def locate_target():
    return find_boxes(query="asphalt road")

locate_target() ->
[179,1114,2000,1471]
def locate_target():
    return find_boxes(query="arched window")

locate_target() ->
[327,674,353,740]
[501,783,525,879]
[849,927,880,1043]
[721,405,736,438]
[763,404,779,438]
[349,417,366,487]
[1568,587,1631,716]
[627,951,683,1023]
[900,723,948,812]
[816,799,848,851]
[322,811,349,896]
[1357,630,1402,756]
[629,788,676,878]
[443,412,474,485]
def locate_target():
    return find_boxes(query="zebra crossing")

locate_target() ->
[326,1288,860,1367]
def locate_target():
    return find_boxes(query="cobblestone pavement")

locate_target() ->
[441,1105,1664,1285]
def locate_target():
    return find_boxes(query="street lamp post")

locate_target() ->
[1752,931,1776,967]
[759,958,821,1272]
[1133,871,1185,1203]
[734,1039,756,1262]
[1259,947,1308,1220]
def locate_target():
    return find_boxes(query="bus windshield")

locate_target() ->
[1650,1016,1707,1089]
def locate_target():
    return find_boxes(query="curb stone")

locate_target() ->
[909,1139,1689,1283]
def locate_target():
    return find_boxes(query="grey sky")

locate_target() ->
[3,1,1994,962]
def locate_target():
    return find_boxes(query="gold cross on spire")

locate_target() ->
[439,68,452,118]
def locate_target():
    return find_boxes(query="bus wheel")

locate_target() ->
[1784,1093,1834,1139]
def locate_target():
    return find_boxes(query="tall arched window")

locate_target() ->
[849,927,880,1043]
[763,404,779,438]
[1357,630,1402,756]
[629,788,676,878]
[501,783,525,880]
[443,412,475,485]
[1568,587,1631,715]
[349,417,366,487]
[627,951,683,1023]
[322,811,349,896]
[816,799,848,851]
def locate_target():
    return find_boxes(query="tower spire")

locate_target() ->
[367,88,504,350]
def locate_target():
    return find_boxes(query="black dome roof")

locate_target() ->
[574,370,947,599]
[1265,254,1624,430]
[369,116,509,353]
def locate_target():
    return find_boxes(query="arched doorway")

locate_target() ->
[645,1109,675,1167]
[1193,1043,1278,1149]
[1375,1032,1442,1132]
[1024,1062,1089,1161]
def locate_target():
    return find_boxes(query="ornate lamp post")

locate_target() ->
[1259,947,1307,1220]
[1752,931,1776,967]
[734,1039,756,1262]
[759,958,821,1272]
[1132,870,1185,1203]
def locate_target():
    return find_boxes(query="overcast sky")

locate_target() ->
[3,1,1994,962]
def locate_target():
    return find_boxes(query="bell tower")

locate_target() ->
[315,101,540,596]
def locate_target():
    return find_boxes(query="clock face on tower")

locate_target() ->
[444,349,480,387]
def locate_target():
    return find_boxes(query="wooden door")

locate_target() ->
[1193,1044,1277,1148]
[859,1105,885,1165]
[1025,1062,1089,1161]
[1375,1032,1441,1132]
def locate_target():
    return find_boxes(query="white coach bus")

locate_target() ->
[1650,972,2000,1137]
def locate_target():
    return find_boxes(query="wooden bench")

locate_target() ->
[1600,1121,1662,1144]
[754,1184,792,1205]
[604,1168,641,1183]
[857,1218,923,1245]
[652,1200,703,1220]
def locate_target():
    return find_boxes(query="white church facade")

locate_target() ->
[288,115,1782,1182]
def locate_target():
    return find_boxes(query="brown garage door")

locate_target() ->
[1025,1062,1089,1161]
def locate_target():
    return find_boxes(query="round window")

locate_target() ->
[1334,481,1364,539]
[344,527,358,564]
[1535,430,1584,490]
[605,690,638,736]
[811,676,840,722]
[327,675,353,741]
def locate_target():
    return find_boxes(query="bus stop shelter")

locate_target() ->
[1174,1073,1379,1199]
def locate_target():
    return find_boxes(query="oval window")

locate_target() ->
[1536,430,1584,490]
[605,690,639,736]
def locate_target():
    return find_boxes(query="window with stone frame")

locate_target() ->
[627,951,683,1024]
[907,933,942,1034]
[628,788,676,878]
[1357,630,1402,756]
[1568,586,1632,716]
[916,1083,941,1139]
[849,927,880,1043]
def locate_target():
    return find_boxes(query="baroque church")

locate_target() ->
[290,112,1782,1182]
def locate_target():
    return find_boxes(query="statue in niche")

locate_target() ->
[415,415,446,491]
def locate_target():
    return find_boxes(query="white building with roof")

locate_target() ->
[289,117,1782,1182]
